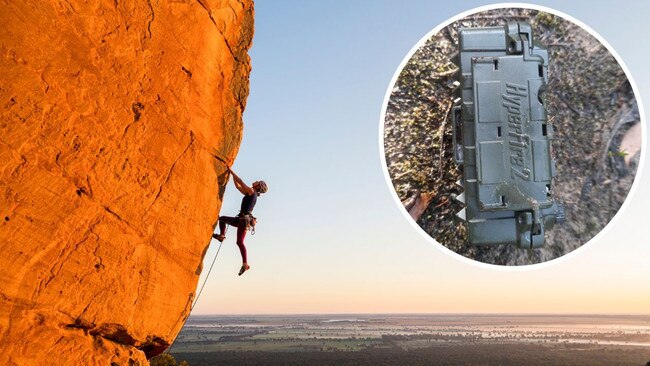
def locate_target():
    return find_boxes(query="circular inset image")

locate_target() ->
[381,5,643,266]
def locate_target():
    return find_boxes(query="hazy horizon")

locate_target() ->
[187,312,650,317]
[171,312,650,365]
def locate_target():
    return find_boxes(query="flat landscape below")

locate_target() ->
[169,314,650,365]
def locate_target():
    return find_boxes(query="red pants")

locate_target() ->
[218,216,247,263]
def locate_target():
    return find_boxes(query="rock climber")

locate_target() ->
[213,167,268,276]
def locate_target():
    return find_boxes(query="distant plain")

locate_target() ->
[170,314,650,365]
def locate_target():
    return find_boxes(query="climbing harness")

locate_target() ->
[247,214,257,235]
[238,213,257,235]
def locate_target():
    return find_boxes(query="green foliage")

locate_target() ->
[149,353,189,366]
[608,150,629,157]
[535,11,560,27]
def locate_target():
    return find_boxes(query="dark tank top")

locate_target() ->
[240,193,257,214]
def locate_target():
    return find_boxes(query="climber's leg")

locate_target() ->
[213,216,238,241]
[235,224,247,264]
[236,224,250,276]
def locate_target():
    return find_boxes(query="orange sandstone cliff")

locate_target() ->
[0,1,253,364]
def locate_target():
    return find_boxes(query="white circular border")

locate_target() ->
[378,2,647,271]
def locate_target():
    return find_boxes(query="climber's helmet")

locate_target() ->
[253,181,268,194]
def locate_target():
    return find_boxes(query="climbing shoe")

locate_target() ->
[238,263,250,276]
[212,234,225,242]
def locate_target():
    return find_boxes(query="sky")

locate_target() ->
[191,0,650,315]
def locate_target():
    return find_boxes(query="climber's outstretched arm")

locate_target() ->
[229,168,254,196]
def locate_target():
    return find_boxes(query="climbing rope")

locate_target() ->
[164,239,223,354]
[191,240,223,310]
[163,155,231,355]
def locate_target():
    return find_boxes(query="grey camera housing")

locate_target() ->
[452,22,565,248]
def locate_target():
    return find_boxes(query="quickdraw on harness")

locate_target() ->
[238,212,257,235]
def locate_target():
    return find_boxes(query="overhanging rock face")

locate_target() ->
[0,1,253,364]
